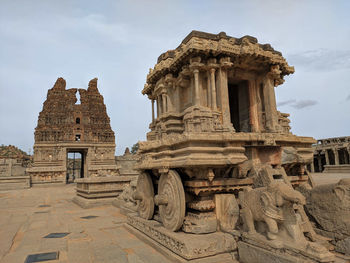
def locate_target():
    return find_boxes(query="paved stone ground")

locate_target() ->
[1,173,349,263]
[0,185,173,263]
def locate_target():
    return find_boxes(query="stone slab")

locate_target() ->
[238,241,308,263]
[72,195,114,208]
[0,176,30,190]
[75,175,136,184]
[74,175,136,202]
[126,214,237,261]
[111,199,138,216]
[323,165,350,173]
[31,181,66,188]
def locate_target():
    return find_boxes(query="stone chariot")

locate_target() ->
[128,31,334,262]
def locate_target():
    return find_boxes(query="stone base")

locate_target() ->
[72,195,115,208]
[126,214,237,262]
[238,237,336,263]
[111,199,138,216]
[73,176,136,208]
[31,181,66,188]
[75,176,135,199]
[238,241,308,263]
[323,164,350,173]
[0,176,31,190]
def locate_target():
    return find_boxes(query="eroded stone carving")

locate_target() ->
[114,179,138,212]
[301,178,350,255]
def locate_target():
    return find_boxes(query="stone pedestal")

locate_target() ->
[0,176,30,190]
[126,214,237,262]
[72,175,135,208]
[323,164,350,173]
[238,242,308,263]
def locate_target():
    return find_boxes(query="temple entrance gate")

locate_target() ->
[66,148,88,183]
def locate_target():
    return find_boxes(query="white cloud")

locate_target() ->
[290,100,318,109]
[288,49,350,71]
[278,99,318,109]
[277,99,296,107]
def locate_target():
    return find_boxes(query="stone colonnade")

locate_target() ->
[150,58,222,122]
[311,145,350,172]
[148,56,278,134]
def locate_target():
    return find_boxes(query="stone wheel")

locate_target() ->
[158,170,185,231]
[135,172,154,220]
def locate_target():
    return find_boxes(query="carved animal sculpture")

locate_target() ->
[239,181,306,240]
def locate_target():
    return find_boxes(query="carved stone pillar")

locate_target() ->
[341,148,346,165]
[262,76,278,132]
[347,145,350,164]
[207,72,212,108]
[218,67,230,127]
[175,86,180,113]
[248,80,259,132]
[151,99,155,123]
[162,93,167,114]
[218,57,234,131]
[158,95,162,116]
[310,161,315,173]
[317,156,322,172]
[193,69,200,106]
[167,93,173,112]
[210,68,217,110]
[333,148,339,165]
[325,149,330,165]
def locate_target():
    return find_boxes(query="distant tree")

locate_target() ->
[131,142,139,154]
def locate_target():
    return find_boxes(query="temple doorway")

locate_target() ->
[228,80,251,132]
[66,149,87,183]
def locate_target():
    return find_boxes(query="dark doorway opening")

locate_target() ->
[66,149,87,183]
[314,153,326,172]
[328,150,335,165]
[228,80,251,132]
[339,148,349,165]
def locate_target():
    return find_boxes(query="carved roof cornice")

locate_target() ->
[142,30,294,95]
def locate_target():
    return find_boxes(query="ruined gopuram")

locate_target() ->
[27,78,118,186]
[127,31,335,262]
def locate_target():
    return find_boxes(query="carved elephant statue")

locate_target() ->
[239,181,306,240]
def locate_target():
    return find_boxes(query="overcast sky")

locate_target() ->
[0,0,349,155]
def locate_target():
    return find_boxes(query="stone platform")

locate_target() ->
[0,176,30,190]
[0,184,174,263]
[73,175,136,208]
[238,241,307,263]
[323,164,350,173]
[126,214,238,262]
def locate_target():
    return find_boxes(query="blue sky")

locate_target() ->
[1,0,349,155]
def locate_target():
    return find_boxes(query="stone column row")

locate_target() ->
[324,147,349,166]
[193,66,218,110]
[153,92,172,121]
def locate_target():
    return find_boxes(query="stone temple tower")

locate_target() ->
[27,78,118,186]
